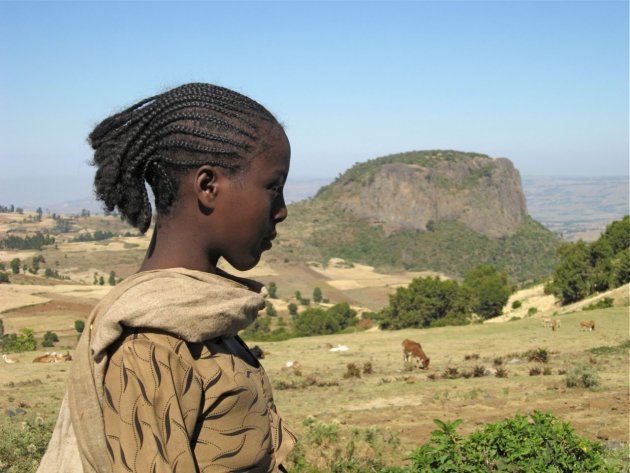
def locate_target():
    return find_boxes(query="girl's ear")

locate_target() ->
[195,165,220,209]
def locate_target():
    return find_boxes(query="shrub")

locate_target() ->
[464,353,479,360]
[472,365,486,378]
[288,303,298,316]
[74,320,85,333]
[41,331,59,348]
[2,328,37,353]
[565,364,600,390]
[0,415,54,473]
[442,367,460,379]
[583,297,614,311]
[526,348,549,363]
[0,271,9,284]
[344,363,361,379]
[511,300,522,309]
[267,281,277,298]
[495,367,509,378]
[527,306,538,316]
[407,411,617,472]
[362,361,373,375]
[286,419,404,473]
[529,367,542,376]
[265,301,277,317]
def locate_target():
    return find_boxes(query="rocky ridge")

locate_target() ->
[317,150,528,238]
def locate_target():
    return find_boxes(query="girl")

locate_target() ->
[37,83,297,473]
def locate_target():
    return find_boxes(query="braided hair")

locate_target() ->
[89,83,279,233]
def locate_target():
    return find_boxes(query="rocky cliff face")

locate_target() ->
[319,151,528,238]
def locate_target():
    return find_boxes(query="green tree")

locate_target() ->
[42,331,59,347]
[312,287,322,303]
[293,308,340,336]
[108,271,117,286]
[548,242,592,305]
[265,301,277,317]
[74,320,85,333]
[35,207,43,222]
[10,258,20,274]
[463,264,512,319]
[99,275,105,285]
[267,281,277,298]
[288,303,298,316]
[0,272,9,284]
[326,302,357,329]
[379,276,473,329]
[3,328,37,353]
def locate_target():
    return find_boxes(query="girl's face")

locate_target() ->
[210,125,291,271]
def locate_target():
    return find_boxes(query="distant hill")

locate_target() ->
[273,150,562,283]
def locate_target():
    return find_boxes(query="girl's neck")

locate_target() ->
[139,219,217,274]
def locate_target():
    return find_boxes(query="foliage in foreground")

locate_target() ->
[408,411,619,473]
[1,411,624,473]
[0,415,54,473]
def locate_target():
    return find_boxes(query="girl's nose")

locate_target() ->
[273,196,288,223]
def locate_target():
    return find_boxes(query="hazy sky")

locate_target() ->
[1,1,628,194]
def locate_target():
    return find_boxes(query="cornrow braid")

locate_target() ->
[89,83,278,233]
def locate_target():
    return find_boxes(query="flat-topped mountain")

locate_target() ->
[273,150,561,283]
[316,150,527,238]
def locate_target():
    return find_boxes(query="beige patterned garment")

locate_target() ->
[103,329,296,473]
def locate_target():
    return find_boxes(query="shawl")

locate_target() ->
[36,268,266,473]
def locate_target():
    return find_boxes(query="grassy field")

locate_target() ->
[0,213,628,469]
[0,305,627,467]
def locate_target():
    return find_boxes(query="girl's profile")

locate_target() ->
[37,83,296,473]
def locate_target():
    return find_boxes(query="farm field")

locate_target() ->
[0,302,627,467]
[0,212,629,468]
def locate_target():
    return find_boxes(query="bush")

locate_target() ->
[526,347,549,363]
[74,320,85,333]
[286,419,404,473]
[0,415,54,473]
[0,271,9,284]
[379,276,473,329]
[511,300,522,309]
[408,412,617,472]
[463,264,512,319]
[583,297,614,311]
[2,328,37,353]
[565,364,600,390]
[42,331,59,348]
[527,306,538,316]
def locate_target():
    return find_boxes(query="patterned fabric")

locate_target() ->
[103,328,296,473]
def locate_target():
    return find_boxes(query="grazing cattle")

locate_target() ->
[282,360,302,371]
[580,320,596,331]
[329,345,349,352]
[32,352,72,363]
[2,354,18,364]
[542,317,552,328]
[402,339,430,369]
[551,319,561,331]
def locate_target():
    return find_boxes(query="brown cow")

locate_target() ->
[551,319,561,331]
[580,320,596,331]
[32,352,72,363]
[402,339,430,369]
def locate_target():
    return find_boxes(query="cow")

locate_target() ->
[32,352,72,363]
[2,354,18,364]
[580,320,596,331]
[402,339,430,369]
[551,319,561,331]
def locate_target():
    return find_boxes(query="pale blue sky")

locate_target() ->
[0,0,628,196]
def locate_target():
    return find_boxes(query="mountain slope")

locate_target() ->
[273,150,561,283]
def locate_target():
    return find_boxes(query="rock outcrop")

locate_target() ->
[318,150,528,238]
